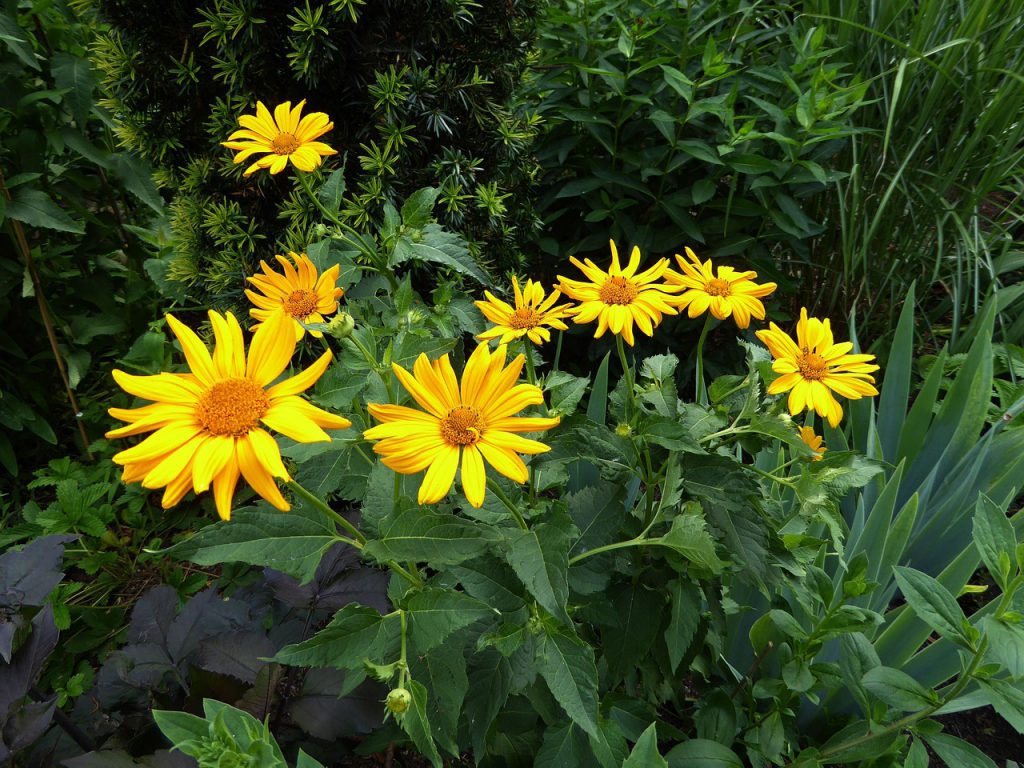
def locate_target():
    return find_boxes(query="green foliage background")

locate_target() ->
[84,0,543,305]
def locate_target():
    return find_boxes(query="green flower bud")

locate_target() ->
[326,312,355,340]
[386,687,412,715]
[615,422,632,437]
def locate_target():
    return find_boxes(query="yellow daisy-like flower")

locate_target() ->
[556,240,682,346]
[755,308,880,427]
[222,100,337,177]
[798,426,826,460]
[364,342,560,508]
[475,276,574,346]
[106,309,351,520]
[246,252,343,341]
[666,247,777,329]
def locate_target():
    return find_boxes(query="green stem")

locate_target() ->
[523,340,538,387]
[487,478,528,531]
[695,313,713,405]
[553,330,564,373]
[745,465,796,488]
[569,536,657,566]
[287,480,366,545]
[347,334,394,401]
[296,170,346,229]
[615,334,636,422]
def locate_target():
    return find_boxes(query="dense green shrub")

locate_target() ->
[0,0,164,486]
[84,0,543,305]
[527,0,866,287]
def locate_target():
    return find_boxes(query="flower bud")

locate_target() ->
[385,687,412,715]
[615,422,632,437]
[326,312,355,340]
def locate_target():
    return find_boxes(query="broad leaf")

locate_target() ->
[166,501,345,584]
[363,508,495,567]
[406,588,497,655]
[274,604,400,670]
[535,626,599,739]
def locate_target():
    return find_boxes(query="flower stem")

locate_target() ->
[695,313,713,405]
[287,479,366,545]
[487,478,529,531]
[553,330,564,373]
[615,334,636,422]
[569,536,655,565]
[296,169,346,229]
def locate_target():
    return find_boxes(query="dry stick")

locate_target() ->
[1,168,94,460]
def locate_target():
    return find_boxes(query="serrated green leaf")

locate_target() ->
[535,722,591,768]
[165,501,344,583]
[502,515,574,623]
[406,588,497,655]
[401,187,441,228]
[665,579,701,672]
[657,514,724,573]
[5,189,83,234]
[274,604,400,669]
[109,153,163,212]
[536,627,599,739]
[399,679,443,768]
[51,52,96,126]
[362,508,494,568]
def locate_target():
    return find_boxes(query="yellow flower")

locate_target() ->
[475,276,574,346]
[364,342,559,508]
[798,426,826,460]
[106,309,351,520]
[666,247,777,329]
[557,240,682,346]
[246,252,343,341]
[222,100,337,176]
[755,308,879,427]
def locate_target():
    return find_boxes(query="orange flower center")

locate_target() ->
[797,352,828,381]
[705,278,732,297]
[440,406,482,446]
[508,308,540,330]
[196,378,270,437]
[271,132,300,155]
[285,289,318,319]
[599,276,639,306]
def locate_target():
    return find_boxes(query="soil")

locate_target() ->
[934,705,1024,765]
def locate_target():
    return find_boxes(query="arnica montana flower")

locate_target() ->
[246,252,343,340]
[557,240,681,346]
[798,426,826,460]
[222,100,336,176]
[364,342,559,508]
[475,276,574,346]
[666,247,777,329]
[107,310,350,520]
[756,309,879,427]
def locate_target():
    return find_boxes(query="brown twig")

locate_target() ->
[1,167,94,460]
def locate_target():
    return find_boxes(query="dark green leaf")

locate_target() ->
[274,604,400,670]
[502,514,574,623]
[362,508,495,568]
[535,627,599,739]
[165,501,343,584]
[406,588,497,655]
[893,567,971,647]
[861,667,935,711]
[665,739,743,768]
[922,732,997,768]
[623,722,667,768]
[5,189,83,234]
